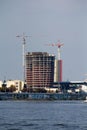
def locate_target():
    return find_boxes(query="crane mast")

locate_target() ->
[16,33,29,83]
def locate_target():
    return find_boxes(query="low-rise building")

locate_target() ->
[6,80,24,93]
[0,81,3,88]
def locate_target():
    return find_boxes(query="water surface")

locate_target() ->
[0,100,87,130]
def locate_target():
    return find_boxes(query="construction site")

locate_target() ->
[15,34,87,94]
[0,34,87,100]
[16,34,64,90]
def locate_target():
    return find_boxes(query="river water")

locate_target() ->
[0,100,87,130]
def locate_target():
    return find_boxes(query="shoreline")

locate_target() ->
[0,92,86,100]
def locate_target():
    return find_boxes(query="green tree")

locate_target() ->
[8,85,16,92]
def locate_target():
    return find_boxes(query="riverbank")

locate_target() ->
[0,92,87,100]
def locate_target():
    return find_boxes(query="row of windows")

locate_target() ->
[26,57,54,61]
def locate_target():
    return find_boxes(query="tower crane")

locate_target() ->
[47,40,64,60]
[16,33,31,84]
[46,40,64,82]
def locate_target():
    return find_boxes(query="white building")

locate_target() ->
[54,60,58,82]
[81,85,87,93]
[45,87,58,93]
[0,81,3,88]
[6,80,24,93]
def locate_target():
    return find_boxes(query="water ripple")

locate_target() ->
[53,123,80,129]
[0,101,87,130]
[21,123,39,127]
[7,129,21,130]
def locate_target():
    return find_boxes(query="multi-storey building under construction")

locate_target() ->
[26,52,55,88]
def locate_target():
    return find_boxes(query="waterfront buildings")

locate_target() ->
[26,52,55,88]
[0,80,24,93]
[6,80,24,92]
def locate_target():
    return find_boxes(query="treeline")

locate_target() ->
[0,85,16,92]
[0,83,47,93]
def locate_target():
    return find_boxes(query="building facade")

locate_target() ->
[26,52,55,88]
[54,59,62,82]
[58,60,62,82]
[54,60,58,82]
[0,81,3,88]
[6,80,24,92]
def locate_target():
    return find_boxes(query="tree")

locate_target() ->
[2,80,7,92]
[8,85,16,92]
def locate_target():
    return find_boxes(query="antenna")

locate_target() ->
[16,33,31,83]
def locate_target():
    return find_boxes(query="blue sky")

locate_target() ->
[0,0,87,81]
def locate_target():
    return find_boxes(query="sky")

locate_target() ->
[0,0,87,81]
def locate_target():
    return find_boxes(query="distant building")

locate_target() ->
[54,60,58,82]
[0,81,3,88]
[81,84,87,93]
[58,60,62,82]
[6,80,24,92]
[26,52,55,88]
[54,59,62,82]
